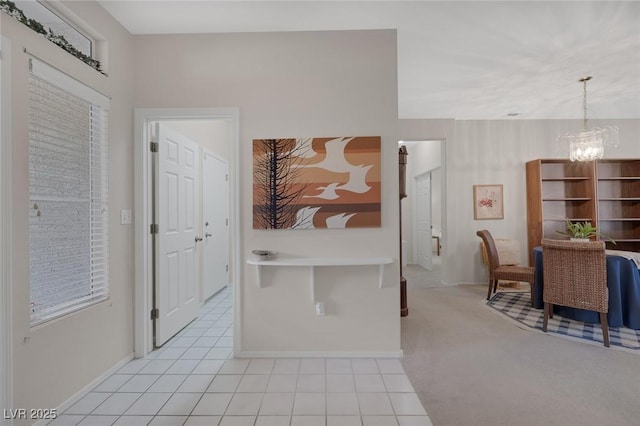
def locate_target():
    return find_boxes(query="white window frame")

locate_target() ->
[28,56,109,326]
[14,0,95,58]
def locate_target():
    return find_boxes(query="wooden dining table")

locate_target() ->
[532,246,640,330]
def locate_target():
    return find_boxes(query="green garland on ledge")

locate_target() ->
[0,0,103,73]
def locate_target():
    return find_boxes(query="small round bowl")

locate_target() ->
[252,249,276,261]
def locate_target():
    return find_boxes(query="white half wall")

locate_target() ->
[134,30,401,355]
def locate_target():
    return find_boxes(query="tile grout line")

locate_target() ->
[58,287,430,426]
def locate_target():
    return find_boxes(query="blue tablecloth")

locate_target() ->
[533,246,640,329]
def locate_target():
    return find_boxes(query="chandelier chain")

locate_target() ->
[580,76,591,130]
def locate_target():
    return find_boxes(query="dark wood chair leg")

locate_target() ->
[529,281,534,307]
[493,279,499,294]
[486,279,493,300]
[543,302,550,332]
[600,312,610,347]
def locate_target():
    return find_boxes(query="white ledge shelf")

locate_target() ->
[247,257,394,307]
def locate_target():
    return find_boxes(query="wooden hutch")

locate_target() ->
[526,159,640,265]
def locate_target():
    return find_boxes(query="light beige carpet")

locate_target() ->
[401,283,640,426]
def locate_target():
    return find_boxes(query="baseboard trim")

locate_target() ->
[238,350,404,359]
[33,353,134,426]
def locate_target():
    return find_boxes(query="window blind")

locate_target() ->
[28,57,109,325]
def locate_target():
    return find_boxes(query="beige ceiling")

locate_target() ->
[98,1,640,120]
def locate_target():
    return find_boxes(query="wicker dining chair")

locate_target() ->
[476,230,535,304]
[541,238,609,347]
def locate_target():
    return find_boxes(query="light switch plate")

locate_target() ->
[120,209,132,225]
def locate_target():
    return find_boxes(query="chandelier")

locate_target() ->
[558,76,619,162]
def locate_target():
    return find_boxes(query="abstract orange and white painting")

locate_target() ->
[253,136,381,229]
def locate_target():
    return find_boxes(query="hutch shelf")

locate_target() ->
[526,159,640,265]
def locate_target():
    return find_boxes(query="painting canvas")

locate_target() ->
[253,136,381,229]
[473,184,504,220]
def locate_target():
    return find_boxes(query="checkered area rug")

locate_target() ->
[487,292,640,350]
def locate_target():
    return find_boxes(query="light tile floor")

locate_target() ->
[49,288,433,426]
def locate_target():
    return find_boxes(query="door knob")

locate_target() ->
[195,236,203,243]
[205,233,212,238]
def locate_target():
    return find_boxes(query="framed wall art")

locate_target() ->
[253,136,381,229]
[473,184,503,220]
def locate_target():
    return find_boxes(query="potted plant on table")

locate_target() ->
[556,219,615,244]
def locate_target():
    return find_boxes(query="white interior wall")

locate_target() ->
[165,119,231,161]
[0,34,12,416]
[399,118,640,286]
[1,1,135,413]
[2,0,636,410]
[450,119,640,285]
[134,30,400,355]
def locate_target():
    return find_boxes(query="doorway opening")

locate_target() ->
[399,140,444,287]
[134,108,240,358]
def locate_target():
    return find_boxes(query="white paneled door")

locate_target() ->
[202,150,229,300]
[416,172,432,271]
[155,123,201,347]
